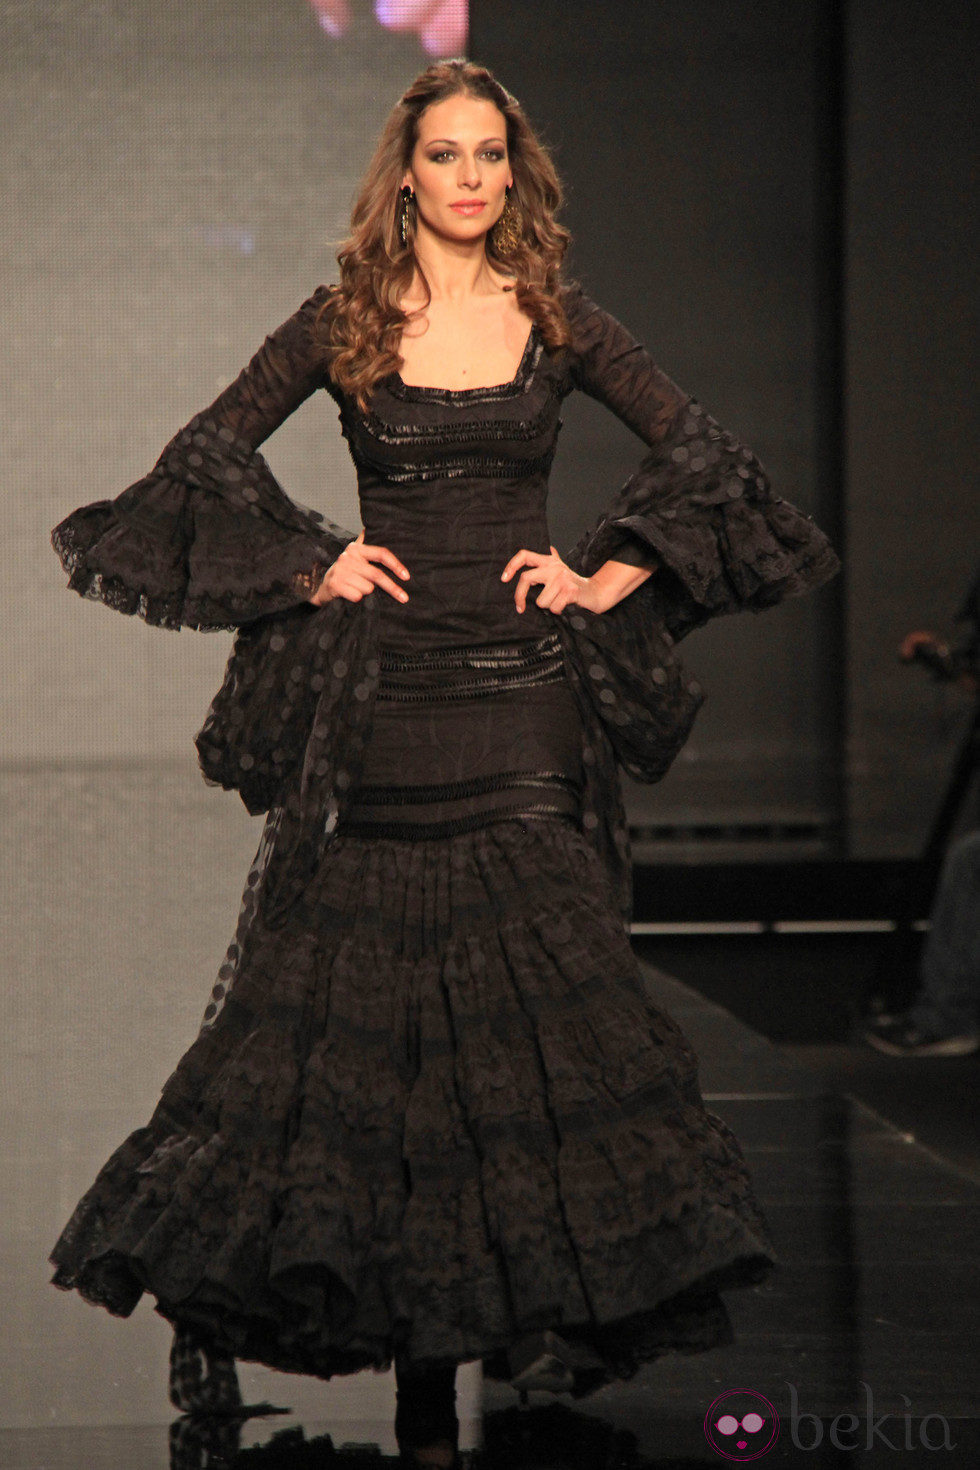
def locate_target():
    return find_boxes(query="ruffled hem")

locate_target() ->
[51,413,354,631]
[50,817,776,1388]
[598,494,841,621]
[567,393,840,642]
[51,499,334,633]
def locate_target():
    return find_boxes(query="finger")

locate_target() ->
[514,566,546,612]
[537,576,574,611]
[361,543,410,579]
[501,548,544,582]
[313,576,339,606]
[343,572,376,597]
[515,566,547,595]
[551,586,581,615]
[366,566,410,602]
[505,549,552,588]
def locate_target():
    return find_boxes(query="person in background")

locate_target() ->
[865,573,980,1058]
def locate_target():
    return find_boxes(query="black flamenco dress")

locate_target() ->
[48,282,839,1390]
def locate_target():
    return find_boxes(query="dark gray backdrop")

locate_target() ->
[473,0,978,861]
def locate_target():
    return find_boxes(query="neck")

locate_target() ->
[408,224,503,302]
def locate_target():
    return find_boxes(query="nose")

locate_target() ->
[456,154,481,188]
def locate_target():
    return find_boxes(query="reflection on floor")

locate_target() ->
[3,767,978,1466]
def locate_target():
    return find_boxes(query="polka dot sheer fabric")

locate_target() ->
[49,281,838,1386]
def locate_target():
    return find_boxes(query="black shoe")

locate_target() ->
[863,1013,979,1057]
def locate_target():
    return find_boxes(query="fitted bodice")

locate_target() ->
[52,277,840,920]
[330,325,568,651]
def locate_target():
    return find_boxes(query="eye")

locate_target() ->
[426,149,506,163]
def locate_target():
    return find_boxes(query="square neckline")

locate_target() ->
[386,321,540,403]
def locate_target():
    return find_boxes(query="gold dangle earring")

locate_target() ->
[399,185,414,248]
[490,186,523,254]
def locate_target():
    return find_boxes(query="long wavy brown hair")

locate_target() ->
[315,59,575,411]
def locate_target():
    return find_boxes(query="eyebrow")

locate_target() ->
[424,136,506,147]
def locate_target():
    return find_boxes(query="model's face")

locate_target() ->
[402,94,513,244]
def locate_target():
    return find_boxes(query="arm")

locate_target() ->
[51,285,357,630]
[189,289,330,449]
[588,556,653,608]
[560,283,840,638]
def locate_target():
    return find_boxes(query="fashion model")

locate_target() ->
[49,60,840,1469]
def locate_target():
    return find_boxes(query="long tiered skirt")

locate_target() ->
[50,635,776,1389]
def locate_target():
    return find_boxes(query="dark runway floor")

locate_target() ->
[633,930,980,1182]
[5,962,977,1469]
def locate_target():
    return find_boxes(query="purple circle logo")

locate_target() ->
[704,1389,780,1461]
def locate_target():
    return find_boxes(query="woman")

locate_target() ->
[49,60,839,1469]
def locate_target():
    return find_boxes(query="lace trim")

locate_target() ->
[289,559,333,597]
[346,400,556,448]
